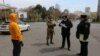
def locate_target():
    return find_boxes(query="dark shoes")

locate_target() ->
[76,53,87,56]
[46,43,49,46]
[67,48,71,51]
[46,42,54,46]
[59,47,64,49]
[59,47,71,51]
[50,42,54,44]
[76,53,82,56]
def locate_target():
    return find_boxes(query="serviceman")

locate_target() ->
[59,15,73,51]
[76,15,90,56]
[9,12,24,56]
[46,16,56,46]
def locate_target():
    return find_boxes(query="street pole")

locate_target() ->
[3,0,5,4]
[97,0,100,22]
[3,0,7,22]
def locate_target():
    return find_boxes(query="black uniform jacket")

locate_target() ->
[59,19,73,35]
[76,21,90,40]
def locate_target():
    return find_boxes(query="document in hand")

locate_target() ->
[60,23,67,28]
[79,34,88,42]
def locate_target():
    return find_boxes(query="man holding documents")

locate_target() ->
[76,15,90,56]
[59,15,73,51]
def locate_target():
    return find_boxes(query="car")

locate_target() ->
[0,20,30,33]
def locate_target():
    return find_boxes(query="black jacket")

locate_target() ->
[59,19,73,34]
[76,21,90,40]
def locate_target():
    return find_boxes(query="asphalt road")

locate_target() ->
[0,21,100,56]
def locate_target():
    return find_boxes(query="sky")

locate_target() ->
[0,0,98,12]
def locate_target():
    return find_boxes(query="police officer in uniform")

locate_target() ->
[76,15,90,56]
[46,16,56,46]
[59,15,73,51]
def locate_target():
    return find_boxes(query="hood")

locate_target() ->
[9,13,17,22]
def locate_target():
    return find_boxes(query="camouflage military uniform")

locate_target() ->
[46,18,56,45]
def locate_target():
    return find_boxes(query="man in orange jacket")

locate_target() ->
[9,12,23,56]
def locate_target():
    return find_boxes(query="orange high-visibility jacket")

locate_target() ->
[9,13,22,42]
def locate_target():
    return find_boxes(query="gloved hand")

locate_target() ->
[20,41,24,47]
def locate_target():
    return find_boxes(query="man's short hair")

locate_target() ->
[64,16,67,18]
[80,15,87,18]
[62,15,67,18]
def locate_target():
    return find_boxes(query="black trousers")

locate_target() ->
[61,33,70,48]
[80,41,88,56]
[12,40,21,56]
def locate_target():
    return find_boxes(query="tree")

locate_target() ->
[22,4,62,22]
[47,6,61,20]
[89,12,97,22]
[34,4,43,14]
[41,7,47,21]
[25,4,42,22]
[69,13,77,20]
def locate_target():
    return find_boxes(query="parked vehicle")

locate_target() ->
[0,20,30,33]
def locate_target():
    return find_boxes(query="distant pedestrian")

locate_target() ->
[9,12,24,56]
[59,15,73,51]
[46,15,56,46]
[76,15,90,56]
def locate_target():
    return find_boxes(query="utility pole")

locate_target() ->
[3,0,7,22]
[3,0,5,4]
[97,0,100,22]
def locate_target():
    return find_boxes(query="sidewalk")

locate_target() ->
[90,23,100,42]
